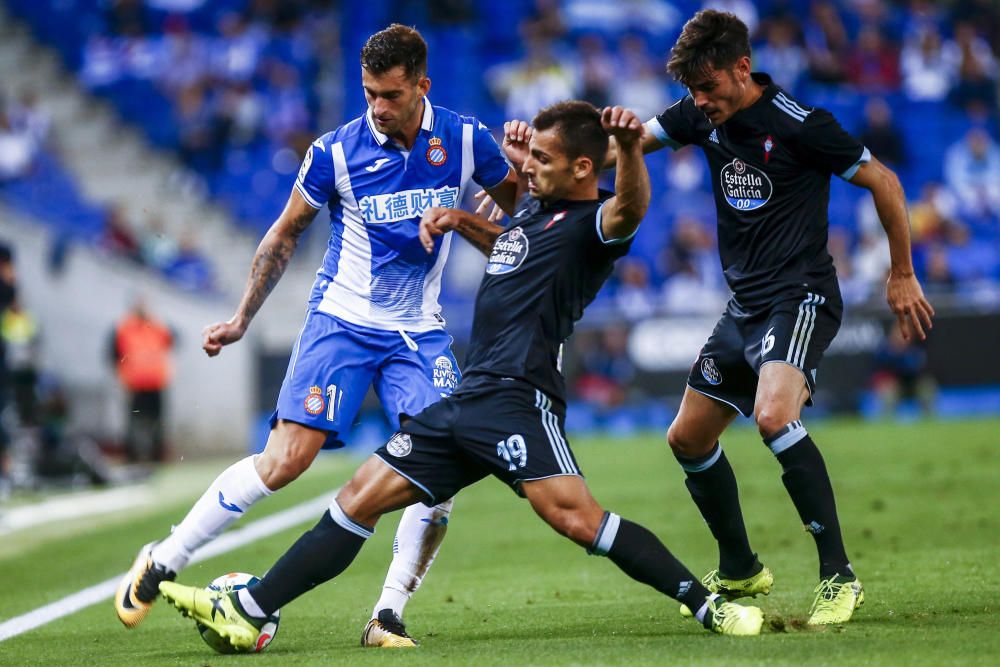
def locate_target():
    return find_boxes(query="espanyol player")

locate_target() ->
[115,24,519,648]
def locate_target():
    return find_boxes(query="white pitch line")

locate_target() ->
[0,493,332,642]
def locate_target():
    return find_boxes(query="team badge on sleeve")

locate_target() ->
[297,145,314,183]
[426,137,448,166]
[304,385,325,415]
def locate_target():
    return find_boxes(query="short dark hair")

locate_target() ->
[532,101,608,173]
[667,10,751,86]
[361,24,428,80]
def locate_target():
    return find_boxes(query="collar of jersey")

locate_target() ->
[365,97,435,146]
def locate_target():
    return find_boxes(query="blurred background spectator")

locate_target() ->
[871,321,937,417]
[108,298,175,463]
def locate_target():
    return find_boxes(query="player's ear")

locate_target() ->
[417,75,431,97]
[572,155,594,181]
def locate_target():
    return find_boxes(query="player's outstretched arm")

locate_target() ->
[419,207,502,257]
[598,106,651,241]
[849,157,935,341]
[202,188,319,357]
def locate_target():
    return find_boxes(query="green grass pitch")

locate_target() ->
[1,418,997,665]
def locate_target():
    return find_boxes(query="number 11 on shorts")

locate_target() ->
[326,384,343,422]
[496,434,527,471]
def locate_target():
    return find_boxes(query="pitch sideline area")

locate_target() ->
[0,493,331,642]
[0,419,997,665]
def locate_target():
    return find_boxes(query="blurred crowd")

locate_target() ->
[5,0,996,310]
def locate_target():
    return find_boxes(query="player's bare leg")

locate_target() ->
[755,362,863,624]
[117,421,327,628]
[520,475,763,636]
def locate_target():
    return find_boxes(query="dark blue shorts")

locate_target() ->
[374,379,582,505]
[687,292,843,417]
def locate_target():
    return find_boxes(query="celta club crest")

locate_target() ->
[303,385,325,415]
[700,357,722,385]
[426,136,448,166]
[386,433,413,457]
[544,211,567,230]
[763,135,774,164]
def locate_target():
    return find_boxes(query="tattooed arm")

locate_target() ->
[202,189,320,357]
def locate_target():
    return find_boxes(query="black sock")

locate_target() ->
[765,425,852,579]
[676,443,757,577]
[593,513,712,614]
[248,508,370,615]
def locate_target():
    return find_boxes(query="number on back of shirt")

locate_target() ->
[496,434,527,471]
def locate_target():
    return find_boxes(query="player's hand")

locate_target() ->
[601,106,643,146]
[419,207,458,253]
[202,317,247,357]
[473,189,506,222]
[886,272,935,341]
[501,119,532,171]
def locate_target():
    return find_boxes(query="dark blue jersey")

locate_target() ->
[648,73,869,310]
[460,192,633,402]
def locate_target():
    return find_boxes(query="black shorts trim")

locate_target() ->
[686,383,750,418]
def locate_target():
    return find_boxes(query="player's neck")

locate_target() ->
[551,182,599,203]
[736,78,765,113]
[389,98,425,150]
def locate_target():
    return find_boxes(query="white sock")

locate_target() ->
[151,455,272,572]
[695,593,721,624]
[237,588,268,619]
[371,497,453,620]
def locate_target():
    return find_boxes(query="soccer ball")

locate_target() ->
[196,572,280,654]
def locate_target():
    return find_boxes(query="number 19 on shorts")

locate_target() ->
[497,434,527,471]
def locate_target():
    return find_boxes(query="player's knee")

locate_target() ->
[257,444,314,489]
[754,405,794,439]
[666,421,713,458]
[545,508,599,547]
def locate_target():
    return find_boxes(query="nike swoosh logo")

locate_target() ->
[218,492,243,513]
[365,158,391,172]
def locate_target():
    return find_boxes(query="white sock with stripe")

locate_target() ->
[371,498,453,620]
[151,455,272,573]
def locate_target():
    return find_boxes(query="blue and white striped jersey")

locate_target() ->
[295,99,511,331]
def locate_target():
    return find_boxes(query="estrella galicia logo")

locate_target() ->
[721,158,772,211]
[700,357,722,385]
[386,433,413,458]
[433,355,458,390]
[487,226,529,275]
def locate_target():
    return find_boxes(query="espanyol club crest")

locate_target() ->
[720,158,773,211]
[304,385,325,415]
[701,357,723,385]
[487,227,529,275]
[426,137,448,166]
[386,432,413,458]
